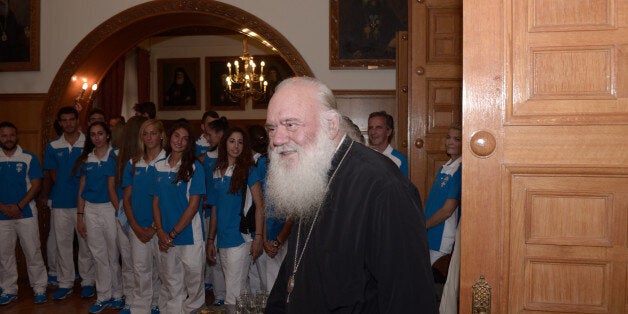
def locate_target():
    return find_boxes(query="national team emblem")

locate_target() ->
[440,176,450,188]
[16,163,23,173]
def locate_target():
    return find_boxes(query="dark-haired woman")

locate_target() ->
[200,116,229,305]
[75,121,124,313]
[206,127,264,305]
[151,121,206,312]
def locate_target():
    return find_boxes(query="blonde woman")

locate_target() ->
[121,119,165,314]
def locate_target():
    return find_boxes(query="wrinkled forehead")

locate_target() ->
[267,85,320,124]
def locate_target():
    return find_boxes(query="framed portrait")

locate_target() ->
[0,0,40,71]
[157,58,201,111]
[329,0,407,69]
[252,55,294,109]
[205,56,245,111]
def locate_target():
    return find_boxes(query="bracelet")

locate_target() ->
[276,238,283,245]
[169,229,179,239]
[255,233,262,236]
[208,237,215,241]
[77,212,84,215]
[16,203,22,210]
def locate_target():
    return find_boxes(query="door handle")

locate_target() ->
[472,275,491,314]
[470,130,496,157]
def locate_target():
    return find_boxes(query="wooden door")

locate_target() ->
[459,0,628,313]
[408,0,462,201]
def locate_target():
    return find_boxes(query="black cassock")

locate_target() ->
[266,136,437,313]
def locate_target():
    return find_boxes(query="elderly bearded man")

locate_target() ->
[264,77,436,313]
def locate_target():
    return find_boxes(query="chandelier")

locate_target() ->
[224,37,268,102]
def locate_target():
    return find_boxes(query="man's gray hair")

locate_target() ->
[274,76,338,111]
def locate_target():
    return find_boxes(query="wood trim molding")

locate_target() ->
[0,93,47,101]
[333,90,396,96]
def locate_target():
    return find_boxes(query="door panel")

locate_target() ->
[506,167,628,313]
[458,0,628,313]
[409,0,462,201]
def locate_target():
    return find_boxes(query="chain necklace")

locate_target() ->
[286,139,353,303]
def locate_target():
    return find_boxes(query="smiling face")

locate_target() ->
[265,78,340,219]
[445,128,462,160]
[225,131,244,163]
[266,83,322,169]
[169,127,190,154]
[89,124,109,149]
[367,115,392,152]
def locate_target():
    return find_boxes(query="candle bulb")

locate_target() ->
[81,82,88,90]
[260,61,265,73]
[234,60,239,75]
[259,75,264,88]
[263,81,268,93]
[91,84,98,91]
[227,62,232,75]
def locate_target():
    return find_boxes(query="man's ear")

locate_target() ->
[323,111,341,141]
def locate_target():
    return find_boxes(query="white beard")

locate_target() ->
[266,129,337,219]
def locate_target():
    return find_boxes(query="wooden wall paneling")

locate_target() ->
[333,90,397,147]
[509,0,628,125]
[505,166,628,313]
[409,0,462,202]
[452,0,628,311]
[0,93,47,286]
[396,31,409,155]
[0,94,47,158]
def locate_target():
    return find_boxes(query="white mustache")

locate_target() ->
[271,143,300,154]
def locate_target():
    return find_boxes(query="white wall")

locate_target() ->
[0,0,395,94]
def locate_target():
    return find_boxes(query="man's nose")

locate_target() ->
[271,126,289,147]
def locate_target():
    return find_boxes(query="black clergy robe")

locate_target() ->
[266,136,437,313]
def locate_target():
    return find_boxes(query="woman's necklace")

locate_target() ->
[286,140,353,303]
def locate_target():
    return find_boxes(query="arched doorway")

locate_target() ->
[42,0,312,144]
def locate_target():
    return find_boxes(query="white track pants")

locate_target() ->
[53,207,95,288]
[0,217,48,294]
[83,202,122,302]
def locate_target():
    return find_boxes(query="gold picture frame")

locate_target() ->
[157,58,201,111]
[329,0,407,69]
[0,0,40,71]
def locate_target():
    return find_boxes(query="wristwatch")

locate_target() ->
[151,222,159,231]
[272,240,280,248]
